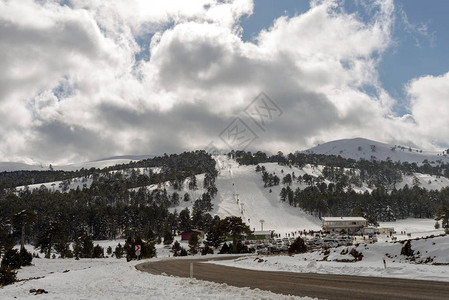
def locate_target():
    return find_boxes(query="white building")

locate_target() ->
[322,217,367,233]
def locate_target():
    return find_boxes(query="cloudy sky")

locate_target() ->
[1,0,448,164]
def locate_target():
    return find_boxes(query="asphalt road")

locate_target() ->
[136,256,449,300]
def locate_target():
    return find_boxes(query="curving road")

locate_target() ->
[136,256,449,300]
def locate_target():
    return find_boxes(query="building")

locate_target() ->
[363,227,395,235]
[322,217,367,234]
[181,229,204,242]
[246,230,274,241]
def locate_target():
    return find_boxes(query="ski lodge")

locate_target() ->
[322,217,367,233]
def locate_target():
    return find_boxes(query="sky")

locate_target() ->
[1,0,449,165]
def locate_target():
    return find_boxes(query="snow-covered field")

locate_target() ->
[379,218,444,238]
[209,234,449,282]
[2,253,311,300]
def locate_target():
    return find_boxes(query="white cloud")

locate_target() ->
[405,72,449,148]
[0,0,447,164]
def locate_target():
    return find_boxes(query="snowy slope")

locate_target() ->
[162,155,322,233]
[305,138,449,165]
[212,156,321,233]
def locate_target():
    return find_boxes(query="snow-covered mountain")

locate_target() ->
[304,138,449,165]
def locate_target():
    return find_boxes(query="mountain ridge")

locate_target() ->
[304,138,449,165]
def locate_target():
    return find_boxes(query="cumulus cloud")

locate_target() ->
[404,72,449,148]
[0,0,447,164]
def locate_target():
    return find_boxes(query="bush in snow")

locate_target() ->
[1,249,22,269]
[92,244,104,258]
[288,237,307,255]
[172,241,181,256]
[0,266,17,286]
[201,245,213,255]
[19,248,33,266]
[401,240,414,257]
[114,243,124,259]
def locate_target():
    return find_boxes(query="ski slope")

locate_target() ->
[210,156,321,233]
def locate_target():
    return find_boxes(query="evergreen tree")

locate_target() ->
[179,247,187,256]
[0,266,17,286]
[183,193,191,202]
[171,192,180,206]
[219,242,230,254]
[80,233,94,258]
[435,205,449,232]
[172,240,181,256]
[92,244,104,258]
[34,221,66,258]
[1,249,22,269]
[188,175,197,190]
[11,210,37,252]
[114,243,124,259]
[214,217,251,253]
[188,233,200,255]
[179,208,191,232]
[19,248,33,266]
[163,220,173,245]
[288,237,307,255]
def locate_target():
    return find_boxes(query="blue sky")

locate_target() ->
[241,0,449,116]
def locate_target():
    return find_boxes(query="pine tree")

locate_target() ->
[179,208,191,232]
[114,243,124,259]
[92,244,104,258]
[435,205,449,232]
[188,233,200,255]
[188,175,197,190]
[172,240,181,256]
[11,210,37,252]
[288,237,307,255]
[163,220,173,245]
[183,193,191,202]
[1,249,22,269]
[214,216,252,253]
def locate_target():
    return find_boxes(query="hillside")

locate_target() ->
[305,138,449,165]
[149,155,322,233]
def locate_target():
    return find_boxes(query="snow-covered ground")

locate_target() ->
[209,234,449,282]
[2,248,311,300]
[379,218,444,238]
[15,176,94,193]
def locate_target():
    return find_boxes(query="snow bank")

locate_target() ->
[209,235,449,282]
[2,257,313,299]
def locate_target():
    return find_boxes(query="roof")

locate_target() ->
[322,217,367,221]
[252,231,273,235]
[181,229,204,234]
